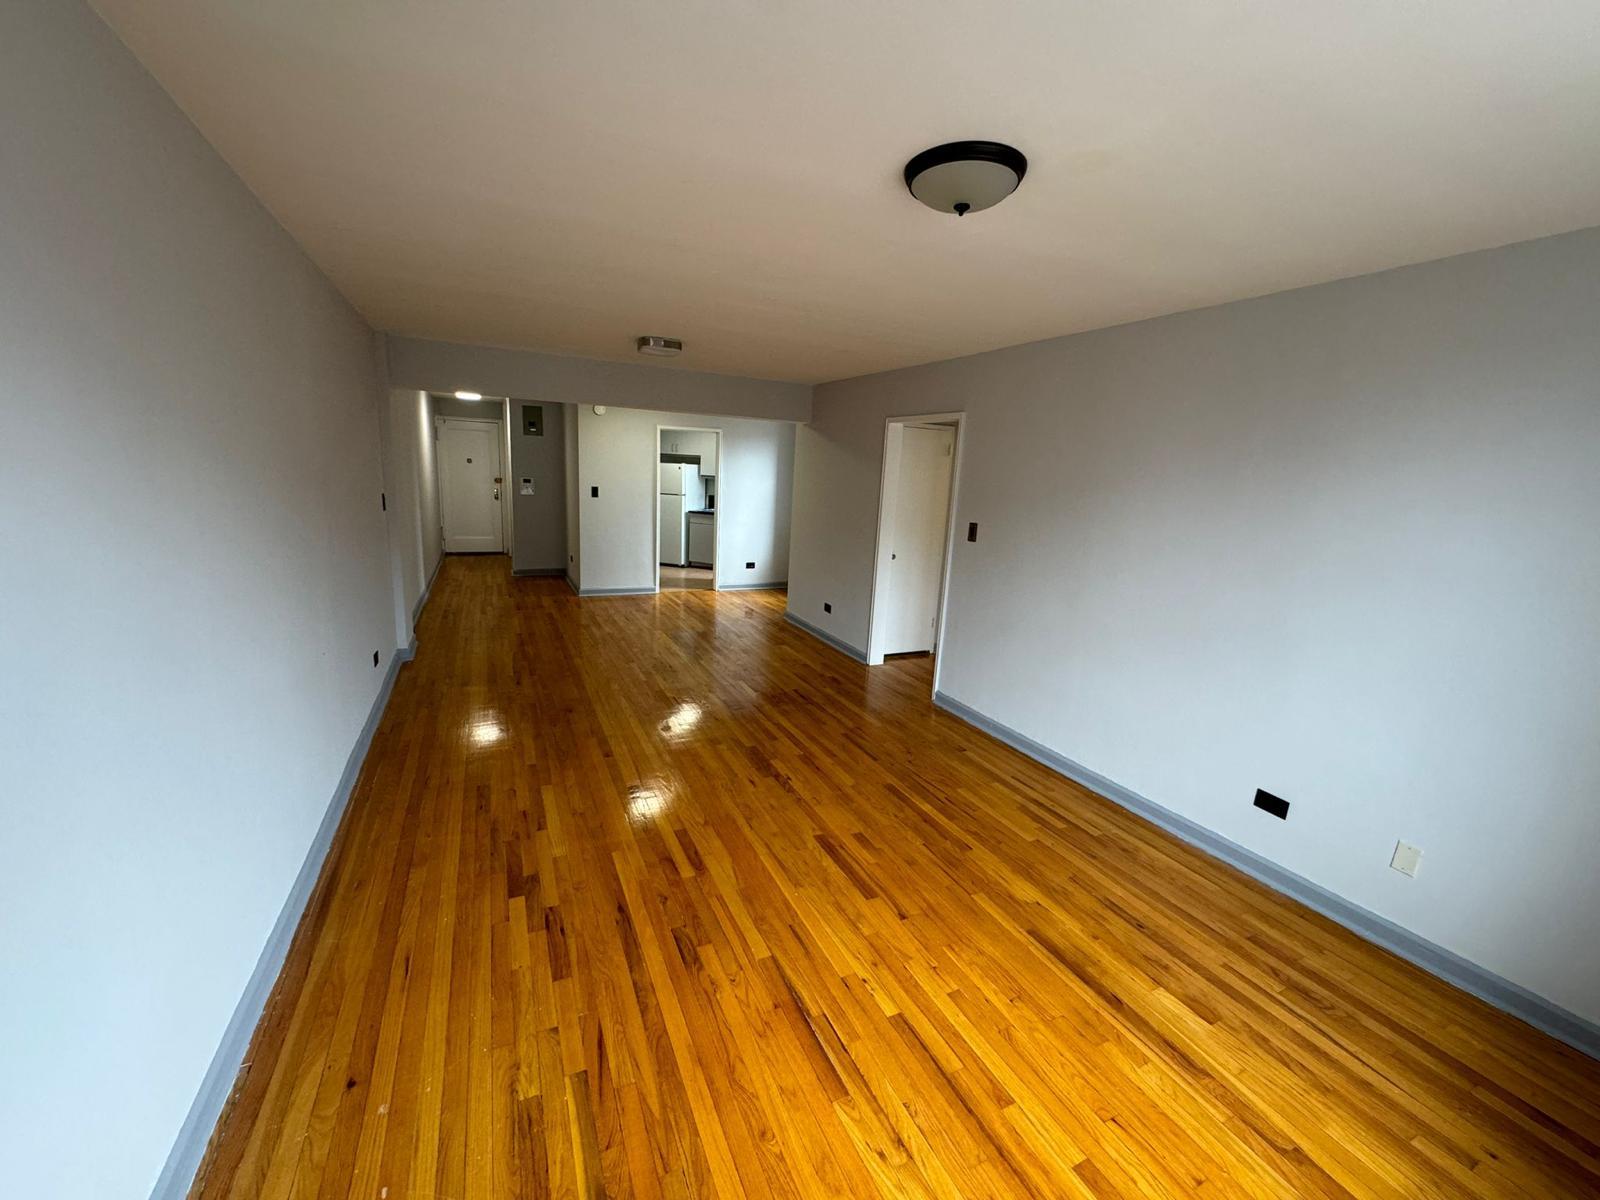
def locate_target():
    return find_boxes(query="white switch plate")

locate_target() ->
[1390,840,1423,878]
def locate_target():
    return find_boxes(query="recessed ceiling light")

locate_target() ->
[637,336,683,357]
[454,390,482,401]
[904,141,1027,216]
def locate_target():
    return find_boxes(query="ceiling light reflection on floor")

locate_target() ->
[627,783,670,823]
[465,714,506,747]
[659,701,702,741]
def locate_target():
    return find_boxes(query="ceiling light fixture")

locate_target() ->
[454,390,482,401]
[904,141,1027,216]
[637,336,683,357]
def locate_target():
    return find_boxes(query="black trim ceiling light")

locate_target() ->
[904,141,1027,216]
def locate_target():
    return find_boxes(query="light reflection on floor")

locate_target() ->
[659,701,702,741]
[627,781,671,823]
[464,710,506,748]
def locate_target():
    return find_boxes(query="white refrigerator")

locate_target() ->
[658,463,706,566]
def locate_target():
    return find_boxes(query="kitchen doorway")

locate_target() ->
[866,412,964,691]
[655,425,722,592]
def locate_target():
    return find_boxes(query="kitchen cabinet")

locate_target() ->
[664,430,718,477]
[687,512,715,567]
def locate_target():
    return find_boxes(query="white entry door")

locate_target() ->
[881,425,955,654]
[438,419,503,553]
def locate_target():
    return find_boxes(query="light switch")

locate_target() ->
[520,478,534,496]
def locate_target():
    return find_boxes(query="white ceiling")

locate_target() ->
[93,1,1600,384]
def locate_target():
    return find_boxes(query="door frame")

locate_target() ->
[652,424,723,593]
[865,412,965,693]
[435,415,507,554]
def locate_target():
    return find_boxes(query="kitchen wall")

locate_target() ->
[788,225,1600,1028]
[577,406,795,592]
[386,335,812,422]
[0,3,398,1197]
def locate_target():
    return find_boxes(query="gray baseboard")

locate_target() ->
[150,650,410,1199]
[784,611,867,663]
[932,690,1600,1062]
[578,585,656,596]
[719,580,788,592]
[511,566,566,577]
[564,573,578,595]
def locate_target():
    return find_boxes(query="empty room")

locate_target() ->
[4,2,1599,1198]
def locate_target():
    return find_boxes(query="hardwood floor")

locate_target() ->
[194,555,1600,1199]
[658,564,715,591]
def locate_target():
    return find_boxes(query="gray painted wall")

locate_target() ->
[510,400,568,572]
[380,388,444,642]
[385,335,813,423]
[565,404,582,585]
[0,3,397,1196]
[788,225,1600,1028]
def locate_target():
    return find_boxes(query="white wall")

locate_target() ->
[577,406,795,591]
[386,335,812,422]
[0,4,397,1196]
[789,226,1600,1027]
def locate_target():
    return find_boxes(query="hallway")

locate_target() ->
[195,557,1600,1199]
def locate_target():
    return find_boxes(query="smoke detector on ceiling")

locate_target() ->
[636,335,683,357]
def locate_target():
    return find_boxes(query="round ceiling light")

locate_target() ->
[903,141,1027,216]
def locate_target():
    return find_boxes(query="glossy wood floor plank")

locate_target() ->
[192,555,1600,1199]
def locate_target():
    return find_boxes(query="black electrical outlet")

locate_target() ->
[823,602,833,613]
[1253,789,1289,820]
[590,485,599,497]
[745,561,755,569]
[967,522,978,542]
[372,650,380,668]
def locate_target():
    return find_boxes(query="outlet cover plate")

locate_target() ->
[1390,840,1423,878]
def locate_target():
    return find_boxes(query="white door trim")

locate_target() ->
[435,415,506,553]
[653,424,723,593]
[865,411,965,695]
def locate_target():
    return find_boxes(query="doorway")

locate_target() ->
[437,416,506,553]
[655,425,722,592]
[866,413,963,680]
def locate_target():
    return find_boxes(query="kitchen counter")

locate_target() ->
[686,510,715,567]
